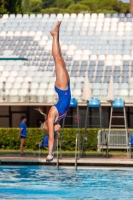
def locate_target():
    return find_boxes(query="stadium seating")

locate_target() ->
[0,13,133,103]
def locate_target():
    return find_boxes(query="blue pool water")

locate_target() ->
[0,166,133,200]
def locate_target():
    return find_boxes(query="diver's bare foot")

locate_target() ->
[50,21,62,36]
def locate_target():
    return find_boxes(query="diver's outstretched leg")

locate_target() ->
[50,21,70,90]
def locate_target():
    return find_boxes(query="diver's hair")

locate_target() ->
[41,121,48,133]
[41,112,47,121]
[34,107,47,121]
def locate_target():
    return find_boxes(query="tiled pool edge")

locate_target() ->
[0,156,133,167]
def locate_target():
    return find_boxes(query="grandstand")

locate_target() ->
[0,13,133,105]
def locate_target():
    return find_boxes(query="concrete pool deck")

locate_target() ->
[0,154,133,167]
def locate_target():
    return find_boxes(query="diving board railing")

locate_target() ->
[75,133,79,171]
[58,133,79,170]
[38,133,79,170]
[56,138,59,169]
[97,129,132,158]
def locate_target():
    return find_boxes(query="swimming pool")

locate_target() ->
[0,166,133,200]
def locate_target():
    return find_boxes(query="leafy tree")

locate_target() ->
[120,3,130,13]
[68,3,90,13]
[29,0,42,13]
[42,7,60,14]
[22,0,30,13]
[80,0,98,11]
[0,0,8,14]
[42,7,71,14]
[98,0,120,11]
[55,0,73,9]
[80,0,128,13]
[0,0,130,15]
[73,0,81,3]
[5,0,22,14]
[42,0,55,8]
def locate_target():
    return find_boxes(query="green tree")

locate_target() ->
[73,0,80,3]
[42,0,55,8]
[0,0,130,16]
[29,0,43,13]
[7,0,22,14]
[80,0,128,13]
[120,3,129,13]
[68,3,90,13]
[98,0,121,12]
[0,0,22,14]
[22,0,30,13]
[80,0,98,11]
[55,0,73,8]
[0,0,8,14]
[42,7,61,14]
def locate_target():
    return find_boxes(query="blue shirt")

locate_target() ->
[20,122,27,137]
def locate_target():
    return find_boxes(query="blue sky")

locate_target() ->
[120,0,129,3]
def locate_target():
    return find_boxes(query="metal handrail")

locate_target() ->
[38,144,41,161]
[75,134,79,171]
[56,138,59,169]
[39,134,79,170]
[59,131,80,159]
[59,135,63,159]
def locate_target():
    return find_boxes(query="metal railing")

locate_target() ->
[38,133,80,170]
[75,133,79,171]
[59,131,80,159]
[97,129,132,157]
[56,138,59,169]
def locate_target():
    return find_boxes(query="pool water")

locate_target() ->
[0,166,133,200]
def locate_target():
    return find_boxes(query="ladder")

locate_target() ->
[107,98,128,157]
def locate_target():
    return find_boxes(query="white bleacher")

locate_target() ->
[0,13,133,103]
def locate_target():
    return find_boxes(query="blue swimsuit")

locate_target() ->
[54,84,71,121]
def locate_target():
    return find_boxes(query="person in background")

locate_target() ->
[18,116,27,156]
